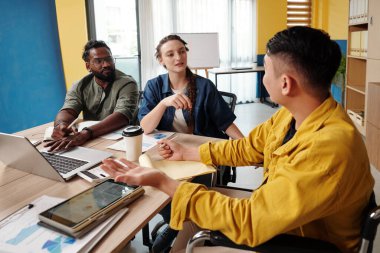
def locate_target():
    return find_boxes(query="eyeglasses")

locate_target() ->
[89,56,115,67]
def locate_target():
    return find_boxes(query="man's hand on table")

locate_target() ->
[43,130,91,152]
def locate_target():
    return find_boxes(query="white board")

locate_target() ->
[175,33,220,68]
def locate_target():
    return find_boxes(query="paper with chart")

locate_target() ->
[0,195,128,253]
[138,153,216,180]
[107,131,175,153]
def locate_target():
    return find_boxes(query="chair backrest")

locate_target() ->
[130,90,144,125]
[219,91,237,112]
[138,90,144,106]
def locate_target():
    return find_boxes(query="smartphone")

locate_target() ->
[77,166,110,183]
[38,179,144,238]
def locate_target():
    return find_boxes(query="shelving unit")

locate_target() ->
[345,0,380,169]
[346,30,367,135]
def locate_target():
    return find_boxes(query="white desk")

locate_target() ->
[208,67,278,108]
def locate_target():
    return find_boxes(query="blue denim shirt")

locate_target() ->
[138,74,236,139]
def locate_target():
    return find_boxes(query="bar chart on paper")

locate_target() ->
[0,196,77,253]
[0,195,127,253]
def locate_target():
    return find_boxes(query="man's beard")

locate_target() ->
[93,68,116,82]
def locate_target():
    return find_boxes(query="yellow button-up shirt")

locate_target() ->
[170,97,374,253]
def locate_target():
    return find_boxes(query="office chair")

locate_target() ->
[186,192,379,253]
[130,90,144,125]
[217,91,238,185]
[219,90,237,113]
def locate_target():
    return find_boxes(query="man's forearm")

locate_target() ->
[183,146,201,161]
[156,174,181,197]
[88,112,129,138]
[225,123,244,139]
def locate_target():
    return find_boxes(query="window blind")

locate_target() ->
[287,0,312,27]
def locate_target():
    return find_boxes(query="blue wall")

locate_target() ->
[0,0,66,133]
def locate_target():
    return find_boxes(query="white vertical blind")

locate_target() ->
[287,0,312,27]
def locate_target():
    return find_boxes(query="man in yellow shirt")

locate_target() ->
[101,27,374,253]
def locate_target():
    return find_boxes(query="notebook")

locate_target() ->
[0,133,112,182]
[139,153,216,180]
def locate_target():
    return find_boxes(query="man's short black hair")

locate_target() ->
[266,26,342,97]
[82,40,111,61]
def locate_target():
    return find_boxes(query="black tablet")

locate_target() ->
[38,179,144,237]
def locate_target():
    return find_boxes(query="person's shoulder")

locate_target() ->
[146,74,167,87]
[71,73,94,90]
[194,75,216,90]
[149,74,167,83]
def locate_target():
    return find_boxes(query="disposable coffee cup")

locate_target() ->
[122,125,144,161]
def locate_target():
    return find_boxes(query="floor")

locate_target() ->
[121,101,380,253]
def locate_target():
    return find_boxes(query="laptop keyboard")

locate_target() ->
[41,152,89,174]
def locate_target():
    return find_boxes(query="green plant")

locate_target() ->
[332,55,346,88]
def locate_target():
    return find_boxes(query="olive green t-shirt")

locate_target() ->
[61,69,139,121]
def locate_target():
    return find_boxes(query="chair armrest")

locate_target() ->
[362,206,380,241]
[186,230,341,253]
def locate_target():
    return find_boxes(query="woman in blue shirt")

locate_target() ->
[138,35,243,140]
[138,34,244,252]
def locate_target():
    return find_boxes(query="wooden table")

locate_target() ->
[0,123,217,252]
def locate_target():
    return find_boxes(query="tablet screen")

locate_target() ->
[40,180,135,227]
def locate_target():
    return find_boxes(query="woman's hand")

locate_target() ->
[162,94,192,110]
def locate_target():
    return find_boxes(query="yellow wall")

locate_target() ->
[312,0,348,40]
[55,0,88,90]
[257,0,287,55]
[256,0,348,55]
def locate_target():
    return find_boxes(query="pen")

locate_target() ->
[159,135,178,148]
[0,203,34,229]
[67,118,79,132]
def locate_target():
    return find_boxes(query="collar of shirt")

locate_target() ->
[161,74,189,96]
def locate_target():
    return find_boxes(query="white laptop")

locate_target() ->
[0,133,112,182]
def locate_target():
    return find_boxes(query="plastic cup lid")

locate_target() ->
[122,125,144,137]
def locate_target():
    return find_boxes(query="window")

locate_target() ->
[139,0,258,103]
[87,0,141,87]
[287,0,312,27]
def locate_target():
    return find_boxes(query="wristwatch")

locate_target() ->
[82,127,94,139]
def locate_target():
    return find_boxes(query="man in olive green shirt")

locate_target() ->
[46,40,139,152]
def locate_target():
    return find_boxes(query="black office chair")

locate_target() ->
[217,91,238,185]
[130,90,144,125]
[186,192,379,253]
[219,90,237,113]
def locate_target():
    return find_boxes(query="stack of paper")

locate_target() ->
[107,131,175,153]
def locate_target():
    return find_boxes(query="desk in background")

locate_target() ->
[0,123,217,252]
[208,67,278,108]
